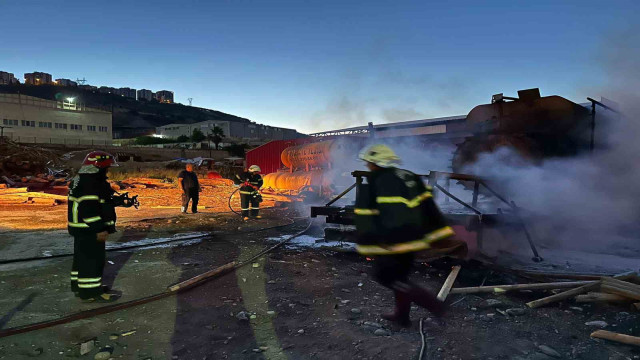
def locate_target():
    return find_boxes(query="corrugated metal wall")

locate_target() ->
[246,138,315,174]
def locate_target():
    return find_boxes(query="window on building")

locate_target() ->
[55,123,68,130]
[21,120,35,127]
[87,125,96,131]
[71,124,82,131]
[99,126,108,132]
[2,119,7,125]
[38,122,52,128]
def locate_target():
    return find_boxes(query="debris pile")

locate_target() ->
[0,139,66,178]
[440,265,640,351]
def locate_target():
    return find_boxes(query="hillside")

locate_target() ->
[0,84,252,136]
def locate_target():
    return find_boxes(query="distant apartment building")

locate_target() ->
[155,90,174,104]
[137,89,154,101]
[0,93,112,145]
[78,84,98,91]
[54,78,77,87]
[24,72,53,85]
[98,86,117,94]
[115,87,136,99]
[0,71,19,85]
[156,120,299,141]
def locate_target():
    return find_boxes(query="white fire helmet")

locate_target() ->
[248,165,261,173]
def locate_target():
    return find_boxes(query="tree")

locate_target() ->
[223,143,250,157]
[176,134,189,143]
[191,128,206,143]
[207,125,225,150]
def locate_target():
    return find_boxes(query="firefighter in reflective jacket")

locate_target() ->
[68,151,120,302]
[354,144,455,326]
[235,165,263,220]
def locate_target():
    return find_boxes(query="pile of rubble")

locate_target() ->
[0,139,66,178]
[439,265,640,349]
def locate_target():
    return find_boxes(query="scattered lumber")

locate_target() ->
[526,282,600,309]
[449,280,595,295]
[590,330,640,347]
[526,273,639,308]
[575,292,631,303]
[437,265,461,301]
[601,280,640,301]
[0,187,28,195]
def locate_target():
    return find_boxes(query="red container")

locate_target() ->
[246,138,315,174]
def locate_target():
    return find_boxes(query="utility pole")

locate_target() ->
[187,98,193,106]
[76,78,87,85]
[0,126,11,143]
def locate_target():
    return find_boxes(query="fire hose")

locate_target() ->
[0,218,314,338]
[228,181,263,217]
[0,209,290,265]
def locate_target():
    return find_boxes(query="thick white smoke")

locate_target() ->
[461,27,640,256]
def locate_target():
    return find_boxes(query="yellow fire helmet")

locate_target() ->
[358,144,401,168]
[248,165,261,172]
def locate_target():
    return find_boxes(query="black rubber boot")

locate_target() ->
[382,291,412,327]
[406,283,447,318]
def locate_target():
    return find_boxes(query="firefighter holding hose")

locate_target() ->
[354,144,455,326]
[235,165,263,220]
[68,151,122,303]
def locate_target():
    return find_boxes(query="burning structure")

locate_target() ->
[247,88,618,262]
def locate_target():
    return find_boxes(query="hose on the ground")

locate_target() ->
[0,211,295,265]
[228,187,242,216]
[0,218,314,338]
[419,317,428,360]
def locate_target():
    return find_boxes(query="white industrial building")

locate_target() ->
[0,93,112,145]
[156,119,299,142]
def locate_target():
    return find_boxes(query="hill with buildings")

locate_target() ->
[0,84,254,138]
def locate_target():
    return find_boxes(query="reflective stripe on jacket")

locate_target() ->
[235,171,263,194]
[354,168,454,255]
[67,174,117,235]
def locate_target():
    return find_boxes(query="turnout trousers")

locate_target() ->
[372,252,445,317]
[70,233,106,299]
[181,188,199,213]
[240,192,260,217]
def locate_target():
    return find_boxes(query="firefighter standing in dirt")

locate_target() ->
[235,165,263,220]
[68,151,121,302]
[354,144,455,326]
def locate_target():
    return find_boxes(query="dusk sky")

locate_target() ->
[1,0,637,133]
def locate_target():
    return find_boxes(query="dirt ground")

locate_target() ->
[0,205,639,360]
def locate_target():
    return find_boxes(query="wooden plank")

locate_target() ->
[590,330,640,347]
[526,282,600,309]
[601,284,640,301]
[0,187,28,195]
[449,280,595,295]
[437,265,461,301]
[575,292,630,303]
[602,277,640,292]
[526,273,639,309]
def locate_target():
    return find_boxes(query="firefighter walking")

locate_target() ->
[354,144,455,327]
[235,165,263,220]
[68,151,121,302]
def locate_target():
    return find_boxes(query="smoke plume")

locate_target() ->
[462,27,640,257]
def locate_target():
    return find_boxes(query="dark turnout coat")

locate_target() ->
[354,168,454,255]
[235,171,263,195]
[67,174,117,236]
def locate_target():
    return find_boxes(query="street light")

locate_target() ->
[66,97,75,102]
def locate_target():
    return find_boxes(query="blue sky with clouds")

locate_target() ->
[1,0,637,133]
